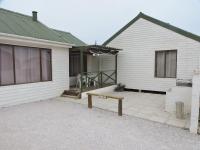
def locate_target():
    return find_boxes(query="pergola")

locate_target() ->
[70,45,122,92]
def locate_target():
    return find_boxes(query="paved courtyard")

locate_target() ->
[0,99,199,150]
[63,91,190,128]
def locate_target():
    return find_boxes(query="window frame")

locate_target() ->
[0,43,52,86]
[155,50,177,78]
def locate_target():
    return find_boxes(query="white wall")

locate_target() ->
[106,18,200,91]
[87,55,98,72]
[190,70,200,134]
[87,54,115,72]
[165,86,192,114]
[0,40,69,107]
[100,55,115,71]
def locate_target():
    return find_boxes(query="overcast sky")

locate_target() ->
[0,0,200,44]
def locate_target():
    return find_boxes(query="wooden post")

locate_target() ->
[115,54,118,84]
[100,72,103,88]
[88,94,92,108]
[80,49,83,93]
[118,99,122,116]
[98,55,100,88]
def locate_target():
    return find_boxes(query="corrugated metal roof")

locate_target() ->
[53,29,87,46]
[0,8,70,43]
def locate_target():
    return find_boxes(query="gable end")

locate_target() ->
[103,12,200,45]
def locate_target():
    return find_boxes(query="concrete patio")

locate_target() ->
[61,91,190,128]
[0,99,199,150]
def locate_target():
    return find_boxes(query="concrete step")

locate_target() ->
[62,89,81,99]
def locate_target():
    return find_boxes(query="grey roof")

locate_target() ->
[0,8,86,45]
[53,29,87,46]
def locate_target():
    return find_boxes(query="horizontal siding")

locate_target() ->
[88,55,115,72]
[87,55,98,72]
[0,46,69,107]
[100,55,115,71]
[105,18,200,91]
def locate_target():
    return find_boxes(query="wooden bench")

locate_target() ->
[87,93,124,116]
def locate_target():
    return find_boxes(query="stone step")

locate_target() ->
[62,89,81,99]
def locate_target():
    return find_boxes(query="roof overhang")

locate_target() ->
[70,45,122,55]
[0,32,74,48]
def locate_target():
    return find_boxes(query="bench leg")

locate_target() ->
[88,95,92,108]
[118,99,122,116]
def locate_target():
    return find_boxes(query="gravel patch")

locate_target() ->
[0,99,199,150]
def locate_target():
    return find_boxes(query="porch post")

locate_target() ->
[80,49,83,93]
[97,55,102,88]
[115,54,118,84]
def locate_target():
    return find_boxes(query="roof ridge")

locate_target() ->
[103,12,200,45]
[53,29,71,34]
[53,28,87,46]
[51,29,72,43]
[139,12,200,39]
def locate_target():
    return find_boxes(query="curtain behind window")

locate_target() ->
[156,51,165,77]
[0,45,14,85]
[166,51,176,78]
[41,49,51,81]
[28,48,40,82]
[15,46,40,84]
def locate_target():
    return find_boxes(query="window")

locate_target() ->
[15,46,41,84]
[155,50,177,78]
[0,44,52,86]
[41,49,52,81]
[0,45,14,85]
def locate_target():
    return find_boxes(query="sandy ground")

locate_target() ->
[0,99,199,150]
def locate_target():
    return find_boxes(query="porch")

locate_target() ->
[66,45,121,97]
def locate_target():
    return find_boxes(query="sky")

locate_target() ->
[0,0,200,44]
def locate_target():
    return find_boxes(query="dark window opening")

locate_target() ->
[155,50,177,78]
[69,52,87,77]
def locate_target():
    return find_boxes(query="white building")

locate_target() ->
[0,8,85,107]
[103,12,200,92]
[102,12,200,133]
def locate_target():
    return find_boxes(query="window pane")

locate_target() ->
[28,48,40,82]
[166,51,177,78]
[0,45,14,85]
[41,49,51,81]
[156,51,165,77]
[15,46,40,84]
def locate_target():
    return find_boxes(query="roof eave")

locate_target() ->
[0,32,74,48]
